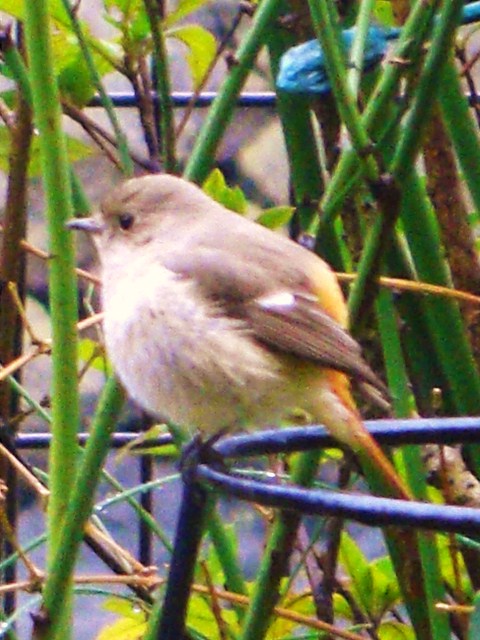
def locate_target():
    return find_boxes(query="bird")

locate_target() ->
[68,173,410,499]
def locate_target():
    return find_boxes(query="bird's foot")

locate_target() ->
[179,429,230,483]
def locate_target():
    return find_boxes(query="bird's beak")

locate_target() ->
[66,217,105,234]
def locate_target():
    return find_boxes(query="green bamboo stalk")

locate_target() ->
[398,172,480,413]
[438,59,480,213]
[376,290,450,640]
[390,0,464,182]
[309,0,438,237]
[348,0,376,96]
[347,179,400,328]
[23,2,80,637]
[0,32,95,218]
[239,450,320,640]
[268,26,347,269]
[60,0,134,176]
[307,0,379,181]
[184,0,282,183]
[40,377,125,638]
[143,0,177,173]
[266,14,328,235]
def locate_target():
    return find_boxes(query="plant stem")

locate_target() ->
[40,377,125,638]
[307,0,379,181]
[60,0,134,176]
[143,0,177,173]
[184,0,282,183]
[24,1,80,637]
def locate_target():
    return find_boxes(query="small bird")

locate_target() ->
[68,173,409,499]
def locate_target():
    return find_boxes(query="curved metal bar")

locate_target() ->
[13,416,480,450]
[196,464,480,534]
[213,417,480,459]
[157,481,209,640]
[87,91,277,109]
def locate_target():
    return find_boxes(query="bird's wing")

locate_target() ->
[163,247,387,395]
[245,291,387,393]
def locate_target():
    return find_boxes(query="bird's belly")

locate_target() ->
[102,272,291,432]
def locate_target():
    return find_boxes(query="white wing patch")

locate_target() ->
[257,291,296,311]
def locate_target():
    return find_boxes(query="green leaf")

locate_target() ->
[96,618,145,640]
[378,621,416,640]
[167,25,216,89]
[103,597,144,617]
[0,0,68,22]
[373,1,396,26]
[0,127,93,176]
[256,206,294,229]
[103,0,131,10]
[164,0,213,28]
[97,598,146,640]
[116,423,177,459]
[435,533,472,597]
[340,532,401,622]
[368,556,401,617]
[339,531,373,616]
[78,338,112,375]
[202,169,247,214]
[187,592,238,639]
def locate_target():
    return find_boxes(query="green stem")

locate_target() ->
[439,59,480,212]
[376,290,450,640]
[60,0,134,176]
[390,0,464,182]
[240,450,320,640]
[348,0,376,96]
[24,3,80,638]
[347,177,400,328]
[41,377,125,638]
[143,0,177,173]
[184,0,282,183]
[307,0,378,180]
[309,0,438,237]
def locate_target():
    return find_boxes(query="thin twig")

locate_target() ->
[62,100,152,170]
[0,444,49,501]
[0,313,104,382]
[175,4,249,137]
[4,223,479,305]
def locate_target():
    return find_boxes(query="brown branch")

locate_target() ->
[175,4,250,138]
[62,100,152,171]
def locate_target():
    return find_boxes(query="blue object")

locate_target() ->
[277,0,480,95]
[277,25,391,95]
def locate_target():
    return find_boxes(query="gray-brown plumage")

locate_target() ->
[68,174,409,499]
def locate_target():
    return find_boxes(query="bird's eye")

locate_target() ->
[118,213,134,231]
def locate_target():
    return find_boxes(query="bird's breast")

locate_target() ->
[101,264,287,431]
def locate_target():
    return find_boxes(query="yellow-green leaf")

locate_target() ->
[164,0,213,28]
[167,24,216,89]
[202,169,247,214]
[115,423,177,460]
[97,598,146,640]
[378,621,416,639]
[0,127,93,176]
[78,338,112,375]
[96,617,146,640]
[373,1,396,26]
[256,206,294,230]
[0,0,68,22]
